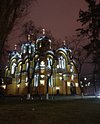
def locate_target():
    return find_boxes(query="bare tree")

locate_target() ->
[76,0,100,95]
[0,0,36,61]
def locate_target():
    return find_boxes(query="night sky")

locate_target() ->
[8,0,88,49]
[8,0,99,50]
[29,0,87,39]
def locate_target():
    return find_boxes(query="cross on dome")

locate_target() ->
[63,40,66,46]
[14,44,17,50]
[42,28,46,35]
[28,34,31,41]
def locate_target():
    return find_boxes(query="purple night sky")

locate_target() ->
[8,0,88,49]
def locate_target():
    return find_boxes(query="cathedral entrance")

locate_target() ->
[70,82,76,95]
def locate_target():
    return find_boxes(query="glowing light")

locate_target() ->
[88,82,90,86]
[84,77,87,80]
[2,78,4,84]
[40,80,45,85]
[41,75,45,78]
[56,87,60,90]
[71,74,74,80]
[11,63,16,74]
[14,44,17,50]
[42,29,45,35]
[49,39,52,49]
[28,34,31,41]
[25,83,28,86]
[2,85,6,89]
[85,84,88,87]
[26,77,28,82]
[17,84,20,88]
[57,65,59,68]
[67,82,70,86]
[41,61,45,66]
[63,40,66,46]
[60,77,62,80]
[70,68,73,72]
[70,66,73,72]
[80,81,82,84]
[75,83,78,87]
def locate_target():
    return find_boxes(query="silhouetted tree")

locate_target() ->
[76,0,100,59]
[76,0,100,95]
[0,0,36,62]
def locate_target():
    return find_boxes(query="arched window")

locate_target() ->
[47,58,52,68]
[34,75,38,87]
[29,45,31,54]
[26,62,29,71]
[49,76,53,86]
[70,64,74,72]
[11,63,16,74]
[36,61,39,69]
[23,45,26,53]
[58,56,65,69]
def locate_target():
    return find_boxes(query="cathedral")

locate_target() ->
[4,29,81,97]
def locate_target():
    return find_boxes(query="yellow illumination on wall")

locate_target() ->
[56,87,60,90]
[41,61,45,66]
[17,84,20,88]
[2,85,6,89]
[75,83,78,87]
[41,69,45,73]
[41,75,45,78]
[25,83,28,86]
[71,74,74,80]
[59,77,62,80]
[40,80,45,85]
[67,82,70,87]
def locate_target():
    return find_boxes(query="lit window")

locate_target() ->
[85,84,88,87]
[57,65,59,68]
[40,80,45,85]
[40,61,45,66]
[17,84,20,88]
[29,46,31,54]
[58,56,65,69]
[26,77,28,82]
[23,46,26,53]
[11,63,16,74]
[75,83,78,87]
[41,75,45,78]
[80,81,82,84]
[88,82,90,86]
[25,83,28,86]
[71,74,74,80]
[67,82,70,86]
[2,85,6,89]
[49,76,53,86]
[60,76,62,80]
[47,58,52,68]
[84,77,87,80]
[34,75,38,87]
[56,87,60,90]
[26,62,29,70]
[70,65,73,72]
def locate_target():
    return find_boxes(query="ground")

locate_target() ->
[0,97,100,124]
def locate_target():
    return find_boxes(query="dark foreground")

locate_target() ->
[0,97,100,124]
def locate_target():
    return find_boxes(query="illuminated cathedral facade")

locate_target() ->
[4,30,81,97]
